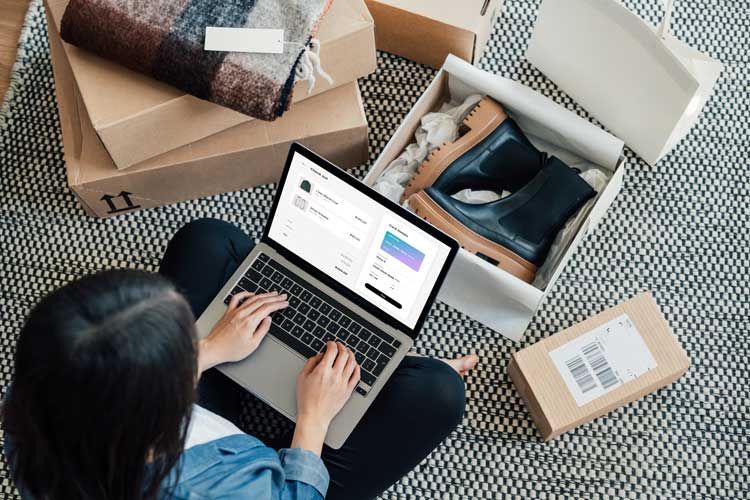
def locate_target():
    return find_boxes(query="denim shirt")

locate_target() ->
[166,434,329,499]
[4,433,329,499]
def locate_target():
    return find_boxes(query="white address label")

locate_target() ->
[204,27,284,54]
[549,314,657,407]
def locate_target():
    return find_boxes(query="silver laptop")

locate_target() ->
[196,143,458,449]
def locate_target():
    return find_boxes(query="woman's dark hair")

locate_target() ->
[2,270,197,500]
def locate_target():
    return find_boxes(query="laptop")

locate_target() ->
[196,143,459,448]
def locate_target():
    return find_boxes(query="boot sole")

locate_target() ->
[400,97,508,204]
[410,191,538,284]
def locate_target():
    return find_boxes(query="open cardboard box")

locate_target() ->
[48,7,369,218]
[364,55,626,341]
[45,0,376,170]
[365,0,502,69]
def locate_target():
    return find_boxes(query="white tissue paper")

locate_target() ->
[372,94,612,290]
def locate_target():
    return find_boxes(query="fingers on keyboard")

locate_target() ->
[245,254,400,396]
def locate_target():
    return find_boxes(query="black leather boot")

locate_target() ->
[400,96,546,203]
[409,157,596,283]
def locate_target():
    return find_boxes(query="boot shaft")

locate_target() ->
[425,157,596,267]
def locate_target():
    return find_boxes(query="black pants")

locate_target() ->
[159,218,466,500]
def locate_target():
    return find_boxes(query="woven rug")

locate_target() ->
[1,0,747,498]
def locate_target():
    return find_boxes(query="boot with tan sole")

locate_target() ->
[409,157,596,283]
[400,96,546,204]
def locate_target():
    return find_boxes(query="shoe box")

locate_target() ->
[46,2,369,218]
[508,292,690,441]
[364,0,721,342]
[364,0,502,69]
[365,54,625,341]
[45,0,376,170]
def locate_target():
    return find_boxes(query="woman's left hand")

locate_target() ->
[198,291,288,373]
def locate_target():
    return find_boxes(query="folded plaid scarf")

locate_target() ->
[60,0,333,120]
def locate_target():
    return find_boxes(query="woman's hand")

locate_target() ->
[198,291,288,374]
[291,342,360,455]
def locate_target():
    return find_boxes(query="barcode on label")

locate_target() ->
[582,341,619,389]
[565,354,596,393]
[549,314,655,407]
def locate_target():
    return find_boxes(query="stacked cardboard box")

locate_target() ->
[44,0,377,217]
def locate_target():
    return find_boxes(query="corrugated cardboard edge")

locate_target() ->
[508,292,691,441]
[70,128,369,218]
[72,108,368,218]
[45,0,82,187]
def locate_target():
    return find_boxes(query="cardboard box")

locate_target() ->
[48,9,369,218]
[526,0,722,165]
[365,0,502,68]
[507,292,690,441]
[365,55,626,341]
[45,0,376,170]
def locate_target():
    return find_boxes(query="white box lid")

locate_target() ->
[526,0,722,165]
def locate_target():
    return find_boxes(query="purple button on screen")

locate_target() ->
[380,231,425,271]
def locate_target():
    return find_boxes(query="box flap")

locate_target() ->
[372,0,495,34]
[526,0,722,165]
[365,0,502,67]
[45,0,375,168]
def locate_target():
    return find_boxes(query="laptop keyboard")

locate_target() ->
[224,252,402,396]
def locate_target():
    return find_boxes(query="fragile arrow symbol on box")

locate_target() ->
[100,191,141,214]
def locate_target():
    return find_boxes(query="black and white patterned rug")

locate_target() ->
[1,0,748,498]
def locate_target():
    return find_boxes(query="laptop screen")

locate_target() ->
[267,150,453,330]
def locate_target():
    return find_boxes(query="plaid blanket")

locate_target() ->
[60,0,333,120]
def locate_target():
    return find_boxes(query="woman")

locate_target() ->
[2,218,478,499]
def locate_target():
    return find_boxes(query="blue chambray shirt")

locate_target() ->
[165,434,329,499]
[5,433,329,499]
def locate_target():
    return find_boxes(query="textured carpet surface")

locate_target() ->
[1,0,748,498]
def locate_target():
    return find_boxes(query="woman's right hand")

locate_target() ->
[291,342,360,455]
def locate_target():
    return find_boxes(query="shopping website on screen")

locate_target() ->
[268,152,451,329]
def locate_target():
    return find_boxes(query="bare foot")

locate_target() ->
[441,354,479,378]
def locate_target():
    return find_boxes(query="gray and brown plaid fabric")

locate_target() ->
[60,0,333,120]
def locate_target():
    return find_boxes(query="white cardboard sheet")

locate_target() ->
[526,0,722,165]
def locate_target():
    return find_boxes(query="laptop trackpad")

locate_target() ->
[218,335,305,419]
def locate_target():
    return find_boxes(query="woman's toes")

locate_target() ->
[442,354,479,377]
[458,354,479,375]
